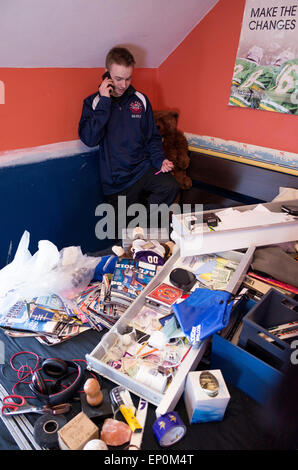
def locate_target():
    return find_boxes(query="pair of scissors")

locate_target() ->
[1,394,26,415]
[1,394,71,416]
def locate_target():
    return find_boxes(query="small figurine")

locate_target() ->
[84,378,103,406]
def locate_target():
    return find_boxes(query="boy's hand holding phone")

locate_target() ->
[98,71,114,97]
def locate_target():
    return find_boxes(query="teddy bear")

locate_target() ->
[154,110,192,190]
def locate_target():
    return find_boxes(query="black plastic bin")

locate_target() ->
[238,288,298,371]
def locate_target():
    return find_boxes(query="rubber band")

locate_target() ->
[17,364,34,383]
[10,351,40,373]
[12,382,36,400]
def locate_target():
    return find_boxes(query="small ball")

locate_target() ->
[83,439,108,450]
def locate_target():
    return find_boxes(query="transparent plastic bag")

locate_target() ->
[0,231,101,314]
[42,245,101,299]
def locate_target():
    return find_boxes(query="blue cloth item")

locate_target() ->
[172,288,233,344]
[93,255,118,281]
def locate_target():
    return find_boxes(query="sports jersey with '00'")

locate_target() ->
[134,250,165,266]
[131,239,165,266]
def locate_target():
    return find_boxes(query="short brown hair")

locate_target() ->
[105,47,136,69]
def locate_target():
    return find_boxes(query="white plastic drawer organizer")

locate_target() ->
[86,246,254,416]
[171,200,298,257]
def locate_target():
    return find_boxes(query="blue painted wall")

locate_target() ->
[0,151,112,268]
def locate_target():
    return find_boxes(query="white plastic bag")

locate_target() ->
[0,231,100,314]
[40,245,100,299]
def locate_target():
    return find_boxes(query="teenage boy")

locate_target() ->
[79,47,179,236]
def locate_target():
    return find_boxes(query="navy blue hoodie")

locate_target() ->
[78,85,165,196]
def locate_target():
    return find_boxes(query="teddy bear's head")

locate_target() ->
[153,109,192,191]
[154,110,179,136]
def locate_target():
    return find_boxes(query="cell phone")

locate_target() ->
[281,204,298,216]
[101,71,114,90]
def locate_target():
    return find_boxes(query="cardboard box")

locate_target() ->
[58,412,99,450]
[184,369,230,424]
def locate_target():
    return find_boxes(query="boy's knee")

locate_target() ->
[171,178,180,194]
[167,176,180,199]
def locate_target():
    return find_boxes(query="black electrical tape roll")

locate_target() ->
[33,414,67,449]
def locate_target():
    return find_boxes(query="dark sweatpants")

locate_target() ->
[105,167,179,237]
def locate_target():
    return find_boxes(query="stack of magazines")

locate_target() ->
[74,278,122,330]
[0,257,159,344]
[75,258,158,329]
[109,258,157,307]
[0,293,91,346]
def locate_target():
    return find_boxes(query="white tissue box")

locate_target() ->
[184,369,230,424]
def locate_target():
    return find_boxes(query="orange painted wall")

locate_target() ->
[157,0,298,155]
[1,0,297,156]
[0,67,158,152]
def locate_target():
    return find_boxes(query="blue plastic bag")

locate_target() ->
[93,255,118,281]
[172,288,233,345]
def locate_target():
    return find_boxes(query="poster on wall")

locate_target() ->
[229,0,298,114]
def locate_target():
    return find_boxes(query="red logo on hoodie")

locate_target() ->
[129,100,143,116]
